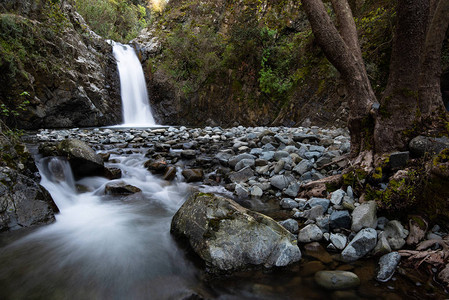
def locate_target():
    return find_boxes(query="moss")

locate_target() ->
[409,215,426,230]
[372,167,383,180]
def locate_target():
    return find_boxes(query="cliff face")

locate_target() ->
[0,0,121,129]
[135,0,352,128]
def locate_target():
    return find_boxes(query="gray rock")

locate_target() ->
[293,133,319,143]
[314,271,360,290]
[376,252,401,282]
[250,186,263,197]
[330,189,346,206]
[373,231,392,256]
[235,184,249,199]
[304,151,321,160]
[56,139,104,179]
[376,216,389,230]
[270,175,295,190]
[341,228,377,262]
[170,192,301,272]
[330,210,351,230]
[260,151,275,161]
[280,198,299,209]
[389,152,409,170]
[228,154,256,169]
[229,166,254,183]
[279,219,299,234]
[315,215,330,233]
[409,135,449,157]
[330,233,347,250]
[351,201,377,232]
[308,198,330,212]
[298,224,323,243]
[384,220,408,250]
[0,167,56,231]
[303,205,325,221]
[215,152,233,166]
[284,182,300,197]
[273,160,286,173]
[235,159,255,171]
[293,159,313,176]
[273,151,290,161]
[181,149,197,159]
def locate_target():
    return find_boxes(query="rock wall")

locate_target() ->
[134,0,351,128]
[0,0,121,129]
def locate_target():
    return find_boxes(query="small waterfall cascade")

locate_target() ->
[112,43,156,126]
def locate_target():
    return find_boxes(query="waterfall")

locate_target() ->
[113,43,156,126]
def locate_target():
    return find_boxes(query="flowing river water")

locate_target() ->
[0,146,444,299]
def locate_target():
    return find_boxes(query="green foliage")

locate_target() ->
[160,24,224,96]
[0,92,30,117]
[258,28,293,98]
[73,0,148,42]
[355,5,395,95]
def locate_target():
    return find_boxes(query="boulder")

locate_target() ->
[330,210,351,230]
[308,198,330,212]
[278,219,299,234]
[181,169,204,183]
[56,139,104,179]
[163,166,177,181]
[103,167,122,180]
[0,167,57,231]
[351,201,377,232]
[384,220,408,250]
[376,252,401,282]
[270,175,295,190]
[145,159,168,174]
[409,136,449,157]
[228,166,254,183]
[330,233,347,250]
[170,192,301,272]
[330,189,346,206]
[315,271,360,290]
[298,224,323,243]
[341,228,377,262]
[105,182,142,195]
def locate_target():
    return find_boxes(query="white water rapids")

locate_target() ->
[0,153,201,299]
[113,43,156,127]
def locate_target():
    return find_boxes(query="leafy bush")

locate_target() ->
[73,0,148,42]
[160,25,224,96]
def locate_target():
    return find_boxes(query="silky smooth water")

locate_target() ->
[113,43,156,127]
[0,153,201,299]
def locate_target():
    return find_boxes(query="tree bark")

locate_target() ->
[419,0,449,120]
[302,0,449,157]
[302,0,377,156]
[374,0,430,153]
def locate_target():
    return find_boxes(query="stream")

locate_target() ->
[0,143,444,299]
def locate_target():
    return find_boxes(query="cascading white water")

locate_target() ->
[113,43,156,126]
[0,152,199,299]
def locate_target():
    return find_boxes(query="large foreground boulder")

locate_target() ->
[171,192,301,272]
[0,167,57,231]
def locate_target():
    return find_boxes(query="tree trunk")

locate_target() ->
[419,0,449,120]
[302,0,449,157]
[374,0,430,153]
[302,0,377,156]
